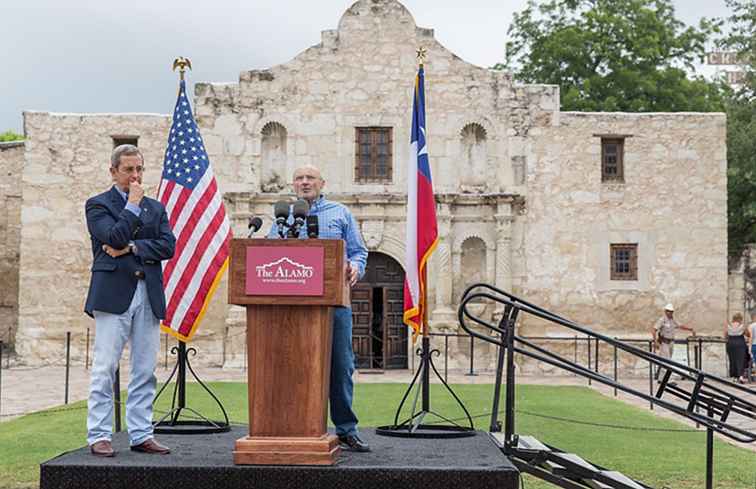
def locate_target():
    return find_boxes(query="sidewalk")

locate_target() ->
[2,363,754,452]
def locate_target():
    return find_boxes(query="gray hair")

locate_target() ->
[111,144,144,169]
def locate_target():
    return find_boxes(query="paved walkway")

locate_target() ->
[2,362,754,452]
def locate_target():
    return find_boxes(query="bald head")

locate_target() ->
[293,165,325,204]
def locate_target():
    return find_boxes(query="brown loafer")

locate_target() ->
[130,438,170,454]
[90,440,115,457]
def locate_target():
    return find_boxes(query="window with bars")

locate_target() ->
[601,138,624,182]
[355,127,392,183]
[610,244,638,280]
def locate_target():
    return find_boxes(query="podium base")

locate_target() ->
[234,434,340,465]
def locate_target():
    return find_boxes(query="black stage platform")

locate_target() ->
[41,426,519,489]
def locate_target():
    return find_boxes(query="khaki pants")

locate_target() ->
[655,340,674,379]
[658,340,674,360]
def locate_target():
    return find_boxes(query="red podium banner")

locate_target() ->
[245,246,325,296]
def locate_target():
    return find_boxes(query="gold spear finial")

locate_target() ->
[172,57,192,81]
[416,46,427,66]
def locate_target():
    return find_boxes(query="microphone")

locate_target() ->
[247,216,263,238]
[273,200,291,238]
[290,199,309,238]
[306,215,319,238]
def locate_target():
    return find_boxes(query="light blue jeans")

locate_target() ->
[87,281,160,446]
[330,307,359,437]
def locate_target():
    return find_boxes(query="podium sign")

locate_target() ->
[245,246,325,296]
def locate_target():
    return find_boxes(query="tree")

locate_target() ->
[501,0,726,112]
[0,130,23,142]
[720,0,756,258]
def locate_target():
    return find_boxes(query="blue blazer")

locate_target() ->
[84,186,176,319]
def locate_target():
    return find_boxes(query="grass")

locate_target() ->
[0,383,754,488]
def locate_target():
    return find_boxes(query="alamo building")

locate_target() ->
[0,0,734,373]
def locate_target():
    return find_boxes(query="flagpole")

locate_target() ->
[376,48,473,439]
[153,58,229,435]
[418,49,431,415]
[418,45,430,342]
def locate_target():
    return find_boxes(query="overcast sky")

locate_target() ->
[0,0,730,133]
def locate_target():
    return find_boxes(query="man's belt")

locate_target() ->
[659,337,673,344]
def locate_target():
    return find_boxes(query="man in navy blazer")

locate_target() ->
[84,144,175,457]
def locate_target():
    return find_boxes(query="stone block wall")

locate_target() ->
[0,141,24,349]
[519,112,728,339]
[16,113,172,363]
[192,0,558,201]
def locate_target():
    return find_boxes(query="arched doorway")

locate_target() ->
[351,252,408,370]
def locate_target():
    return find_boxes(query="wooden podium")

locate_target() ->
[228,238,349,465]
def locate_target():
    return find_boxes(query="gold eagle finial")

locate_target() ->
[172,57,192,80]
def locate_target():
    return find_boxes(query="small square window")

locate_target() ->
[610,243,638,280]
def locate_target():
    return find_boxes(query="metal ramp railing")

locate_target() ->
[458,282,756,489]
[491,433,652,489]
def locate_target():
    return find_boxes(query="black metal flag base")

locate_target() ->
[376,337,476,438]
[152,341,230,435]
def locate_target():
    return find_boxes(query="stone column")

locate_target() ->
[494,199,514,318]
[431,204,455,327]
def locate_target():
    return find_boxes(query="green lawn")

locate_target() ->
[0,383,754,489]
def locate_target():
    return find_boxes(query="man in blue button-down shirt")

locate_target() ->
[267,164,370,452]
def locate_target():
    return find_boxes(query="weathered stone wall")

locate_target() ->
[193,0,557,200]
[518,112,728,341]
[0,141,24,349]
[16,113,173,363]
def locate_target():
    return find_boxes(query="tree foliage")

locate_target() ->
[720,0,756,258]
[501,0,726,112]
[0,130,24,142]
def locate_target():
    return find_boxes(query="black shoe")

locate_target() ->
[338,434,371,453]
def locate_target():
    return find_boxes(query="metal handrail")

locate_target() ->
[458,282,756,444]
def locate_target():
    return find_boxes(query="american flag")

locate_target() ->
[158,80,231,342]
[403,65,438,340]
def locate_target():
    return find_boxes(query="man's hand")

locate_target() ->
[128,181,144,205]
[103,244,130,258]
[347,262,359,287]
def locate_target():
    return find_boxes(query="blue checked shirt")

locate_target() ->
[267,195,368,279]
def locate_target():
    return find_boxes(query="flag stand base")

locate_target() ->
[153,341,230,434]
[376,336,476,438]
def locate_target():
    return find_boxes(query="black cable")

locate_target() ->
[516,409,700,432]
[423,409,701,433]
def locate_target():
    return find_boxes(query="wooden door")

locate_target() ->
[350,253,407,369]
[350,286,373,369]
[383,285,407,368]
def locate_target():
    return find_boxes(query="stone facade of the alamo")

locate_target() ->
[0,0,735,373]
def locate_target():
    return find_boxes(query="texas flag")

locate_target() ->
[403,65,438,339]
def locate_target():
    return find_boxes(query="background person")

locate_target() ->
[651,303,695,380]
[725,312,750,383]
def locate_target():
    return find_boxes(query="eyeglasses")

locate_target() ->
[117,165,145,175]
